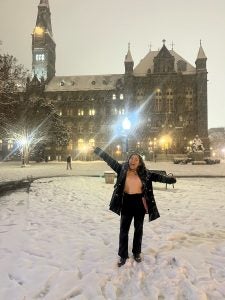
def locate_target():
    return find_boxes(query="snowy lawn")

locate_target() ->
[0,177,225,300]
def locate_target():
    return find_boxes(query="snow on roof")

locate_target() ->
[134,49,196,76]
[45,74,124,92]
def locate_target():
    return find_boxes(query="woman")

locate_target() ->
[94,147,176,267]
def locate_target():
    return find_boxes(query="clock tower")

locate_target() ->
[32,0,55,82]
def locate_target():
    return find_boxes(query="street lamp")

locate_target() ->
[122,117,131,155]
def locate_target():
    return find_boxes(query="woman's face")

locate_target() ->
[128,154,140,170]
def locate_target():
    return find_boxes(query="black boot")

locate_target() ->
[133,254,142,263]
[117,257,127,267]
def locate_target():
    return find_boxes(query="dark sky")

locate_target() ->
[0,0,225,128]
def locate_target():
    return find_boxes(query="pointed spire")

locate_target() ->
[125,42,133,62]
[197,41,207,59]
[39,0,49,7]
[36,0,52,35]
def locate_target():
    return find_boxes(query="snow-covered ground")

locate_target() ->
[0,159,225,183]
[1,174,225,300]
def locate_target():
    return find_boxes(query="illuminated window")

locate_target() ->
[67,140,73,151]
[58,110,62,116]
[78,109,84,116]
[120,93,124,100]
[113,108,118,115]
[89,109,95,116]
[78,139,84,150]
[8,139,14,150]
[112,94,116,100]
[35,54,45,61]
[89,139,95,147]
[0,139,2,151]
[166,89,174,113]
[118,108,125,115]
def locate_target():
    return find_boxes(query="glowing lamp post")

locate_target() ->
[122,117,131,155]
[20,136,29,166]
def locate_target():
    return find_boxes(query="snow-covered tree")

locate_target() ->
[0,53,70,163]
[3,97,71,164]
[0,53,28,131]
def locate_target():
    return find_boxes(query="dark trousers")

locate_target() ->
[118,214,145,259]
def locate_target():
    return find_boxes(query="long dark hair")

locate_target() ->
[127,153,147,176]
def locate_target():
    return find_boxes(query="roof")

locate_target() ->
[197,45,207,59]
[45,74,124,92]
[133,49,196,76]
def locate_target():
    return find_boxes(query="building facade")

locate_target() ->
[28,0,209,160]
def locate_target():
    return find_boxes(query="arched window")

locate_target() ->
[166,88,174,113]
[89,139,95,147]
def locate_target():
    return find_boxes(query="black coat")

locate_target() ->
[94,147,176,222]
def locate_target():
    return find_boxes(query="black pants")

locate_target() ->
[118,193,145,259]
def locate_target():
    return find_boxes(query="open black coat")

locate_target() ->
[94,147,176,222]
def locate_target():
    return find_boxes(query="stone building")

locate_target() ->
[27,0,209,160]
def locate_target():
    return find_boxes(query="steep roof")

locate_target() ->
[45,74,123,92]
[125,43,134,63]
[197,45,207,59]
[133,49,195,76]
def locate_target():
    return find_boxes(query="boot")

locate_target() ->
[133,254,142,263]
[117,257,127,267]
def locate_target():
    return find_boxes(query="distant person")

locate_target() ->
[93,147,176,267]
[154,153,157,162]
[66,155,72,170]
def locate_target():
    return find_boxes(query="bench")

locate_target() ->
[150,170,174,189]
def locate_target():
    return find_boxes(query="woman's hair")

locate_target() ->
[127,153,146,175]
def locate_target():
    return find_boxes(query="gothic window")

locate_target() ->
[78,109,84,116]
[154,89,162,112]
[78,139,84,150]
[185,88,193,111]
[186,116,193,126]
[166,99,174,113]
[67,109,73,116]
[35,54,45,61]
[89,109,95,116]
[118,108,125,115]
[89,124,94,133]
[112,94,116,100]
[8,139,14,150]
[111,108,116,115]
[136,88,144,100]
[166,88,174,113]
[78,125,83,133]
[89,139,95,147]
[67,140,73,151]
